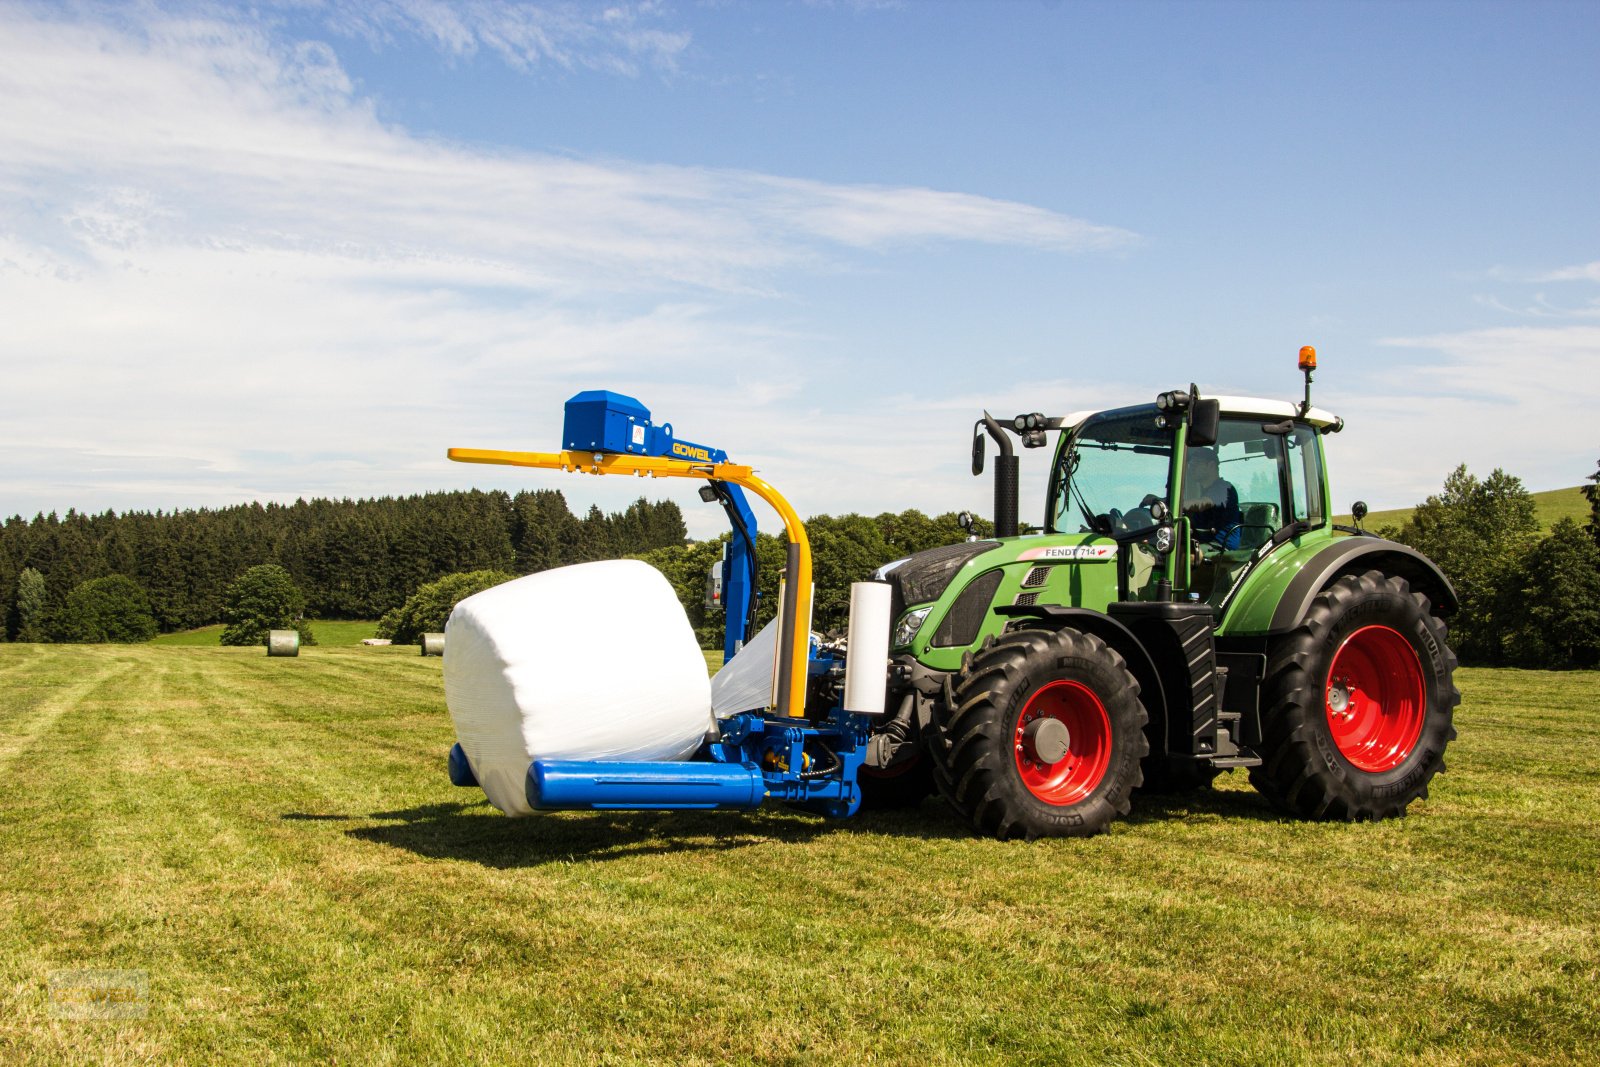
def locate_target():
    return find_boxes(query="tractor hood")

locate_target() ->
[876,532,1124,664]
[876,540,1001,622]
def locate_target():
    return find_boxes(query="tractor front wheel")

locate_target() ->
[931,628,1148,839]
[1251,570,1459,820]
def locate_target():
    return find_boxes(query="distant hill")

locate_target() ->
[1335,486,1590,533]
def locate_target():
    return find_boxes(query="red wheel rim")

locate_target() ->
[1324,625,1426,772]
[1013,680,1112,805]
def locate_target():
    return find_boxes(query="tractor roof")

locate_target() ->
[1056,395,1340,433]
[1209,395,1340,428]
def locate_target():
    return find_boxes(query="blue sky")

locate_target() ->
[2,0,1596,538]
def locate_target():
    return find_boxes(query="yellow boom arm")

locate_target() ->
[447,447,813,719]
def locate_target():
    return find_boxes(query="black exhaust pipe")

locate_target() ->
[981,412,1019,539]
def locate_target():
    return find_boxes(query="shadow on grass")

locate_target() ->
[334,801,828,868]
[315,791,978,868]
[1125,783,1285,825]
[292,781,1279,867]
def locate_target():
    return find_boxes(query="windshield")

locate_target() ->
[1049,408,1175,536]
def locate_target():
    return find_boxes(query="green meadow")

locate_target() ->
[1,644,1595,1065]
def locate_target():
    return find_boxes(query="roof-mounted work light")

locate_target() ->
[1155,389,1190,412]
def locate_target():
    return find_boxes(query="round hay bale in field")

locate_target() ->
[421,632,446,657]
[443,560,713,816]
[267,630,300,657]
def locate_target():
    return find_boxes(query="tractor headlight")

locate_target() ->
[893,606,933,648]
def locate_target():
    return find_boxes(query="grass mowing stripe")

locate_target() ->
[0,646,136,771]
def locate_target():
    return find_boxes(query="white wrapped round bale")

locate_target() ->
[443,559,715,816]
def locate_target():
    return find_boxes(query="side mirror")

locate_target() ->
[1189,399,1220,447]
[970,423,985,476]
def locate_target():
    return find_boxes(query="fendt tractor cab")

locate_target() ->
[446,347,1459,840]
[863,347,1459,837]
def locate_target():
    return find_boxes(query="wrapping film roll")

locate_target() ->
[843,581,891,715]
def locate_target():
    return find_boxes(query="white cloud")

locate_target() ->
[0,3,1134,526]
[1317,325,1600,508]
[1536,261,1600,284]
[312,0,692,76]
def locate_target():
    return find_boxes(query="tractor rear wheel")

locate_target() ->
[931,627,1147,839]
[1251,570,1458,820]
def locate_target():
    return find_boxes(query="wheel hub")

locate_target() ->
[1022,716,1071,765]
[1327,678,1352,716]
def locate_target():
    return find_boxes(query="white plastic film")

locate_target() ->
[443,560,714,816]
[710,617,778,719]
[843,582,892,715]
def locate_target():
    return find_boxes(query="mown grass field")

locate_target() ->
[1335,484,1589,532]
[1,644,1596,1065]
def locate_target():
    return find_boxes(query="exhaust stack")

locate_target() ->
[980,412,1019,539]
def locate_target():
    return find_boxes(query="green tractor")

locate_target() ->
[863,348,1459,838]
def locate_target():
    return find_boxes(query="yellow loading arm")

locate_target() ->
[448,447,814,719]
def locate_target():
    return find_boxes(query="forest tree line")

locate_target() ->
[0,490,687,642]
[4,461,1597,668]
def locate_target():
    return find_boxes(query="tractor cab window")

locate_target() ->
[1185,417,1326,605]
[1050,410,1174,537]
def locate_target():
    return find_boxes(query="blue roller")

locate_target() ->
[527,760,766,811]
[448,743,479,788]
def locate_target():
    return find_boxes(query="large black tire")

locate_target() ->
[929,628,1148,840]
[1250,570,1459,820]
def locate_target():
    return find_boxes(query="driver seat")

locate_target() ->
[1238,502,1280,549]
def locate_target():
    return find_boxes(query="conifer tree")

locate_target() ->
[15,567,48,643]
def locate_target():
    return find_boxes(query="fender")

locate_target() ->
[1267,537,1458,633]
[994,604,1169,731]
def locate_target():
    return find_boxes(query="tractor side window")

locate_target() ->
[1184,420,1288,551]
[1287,426,1326,525]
